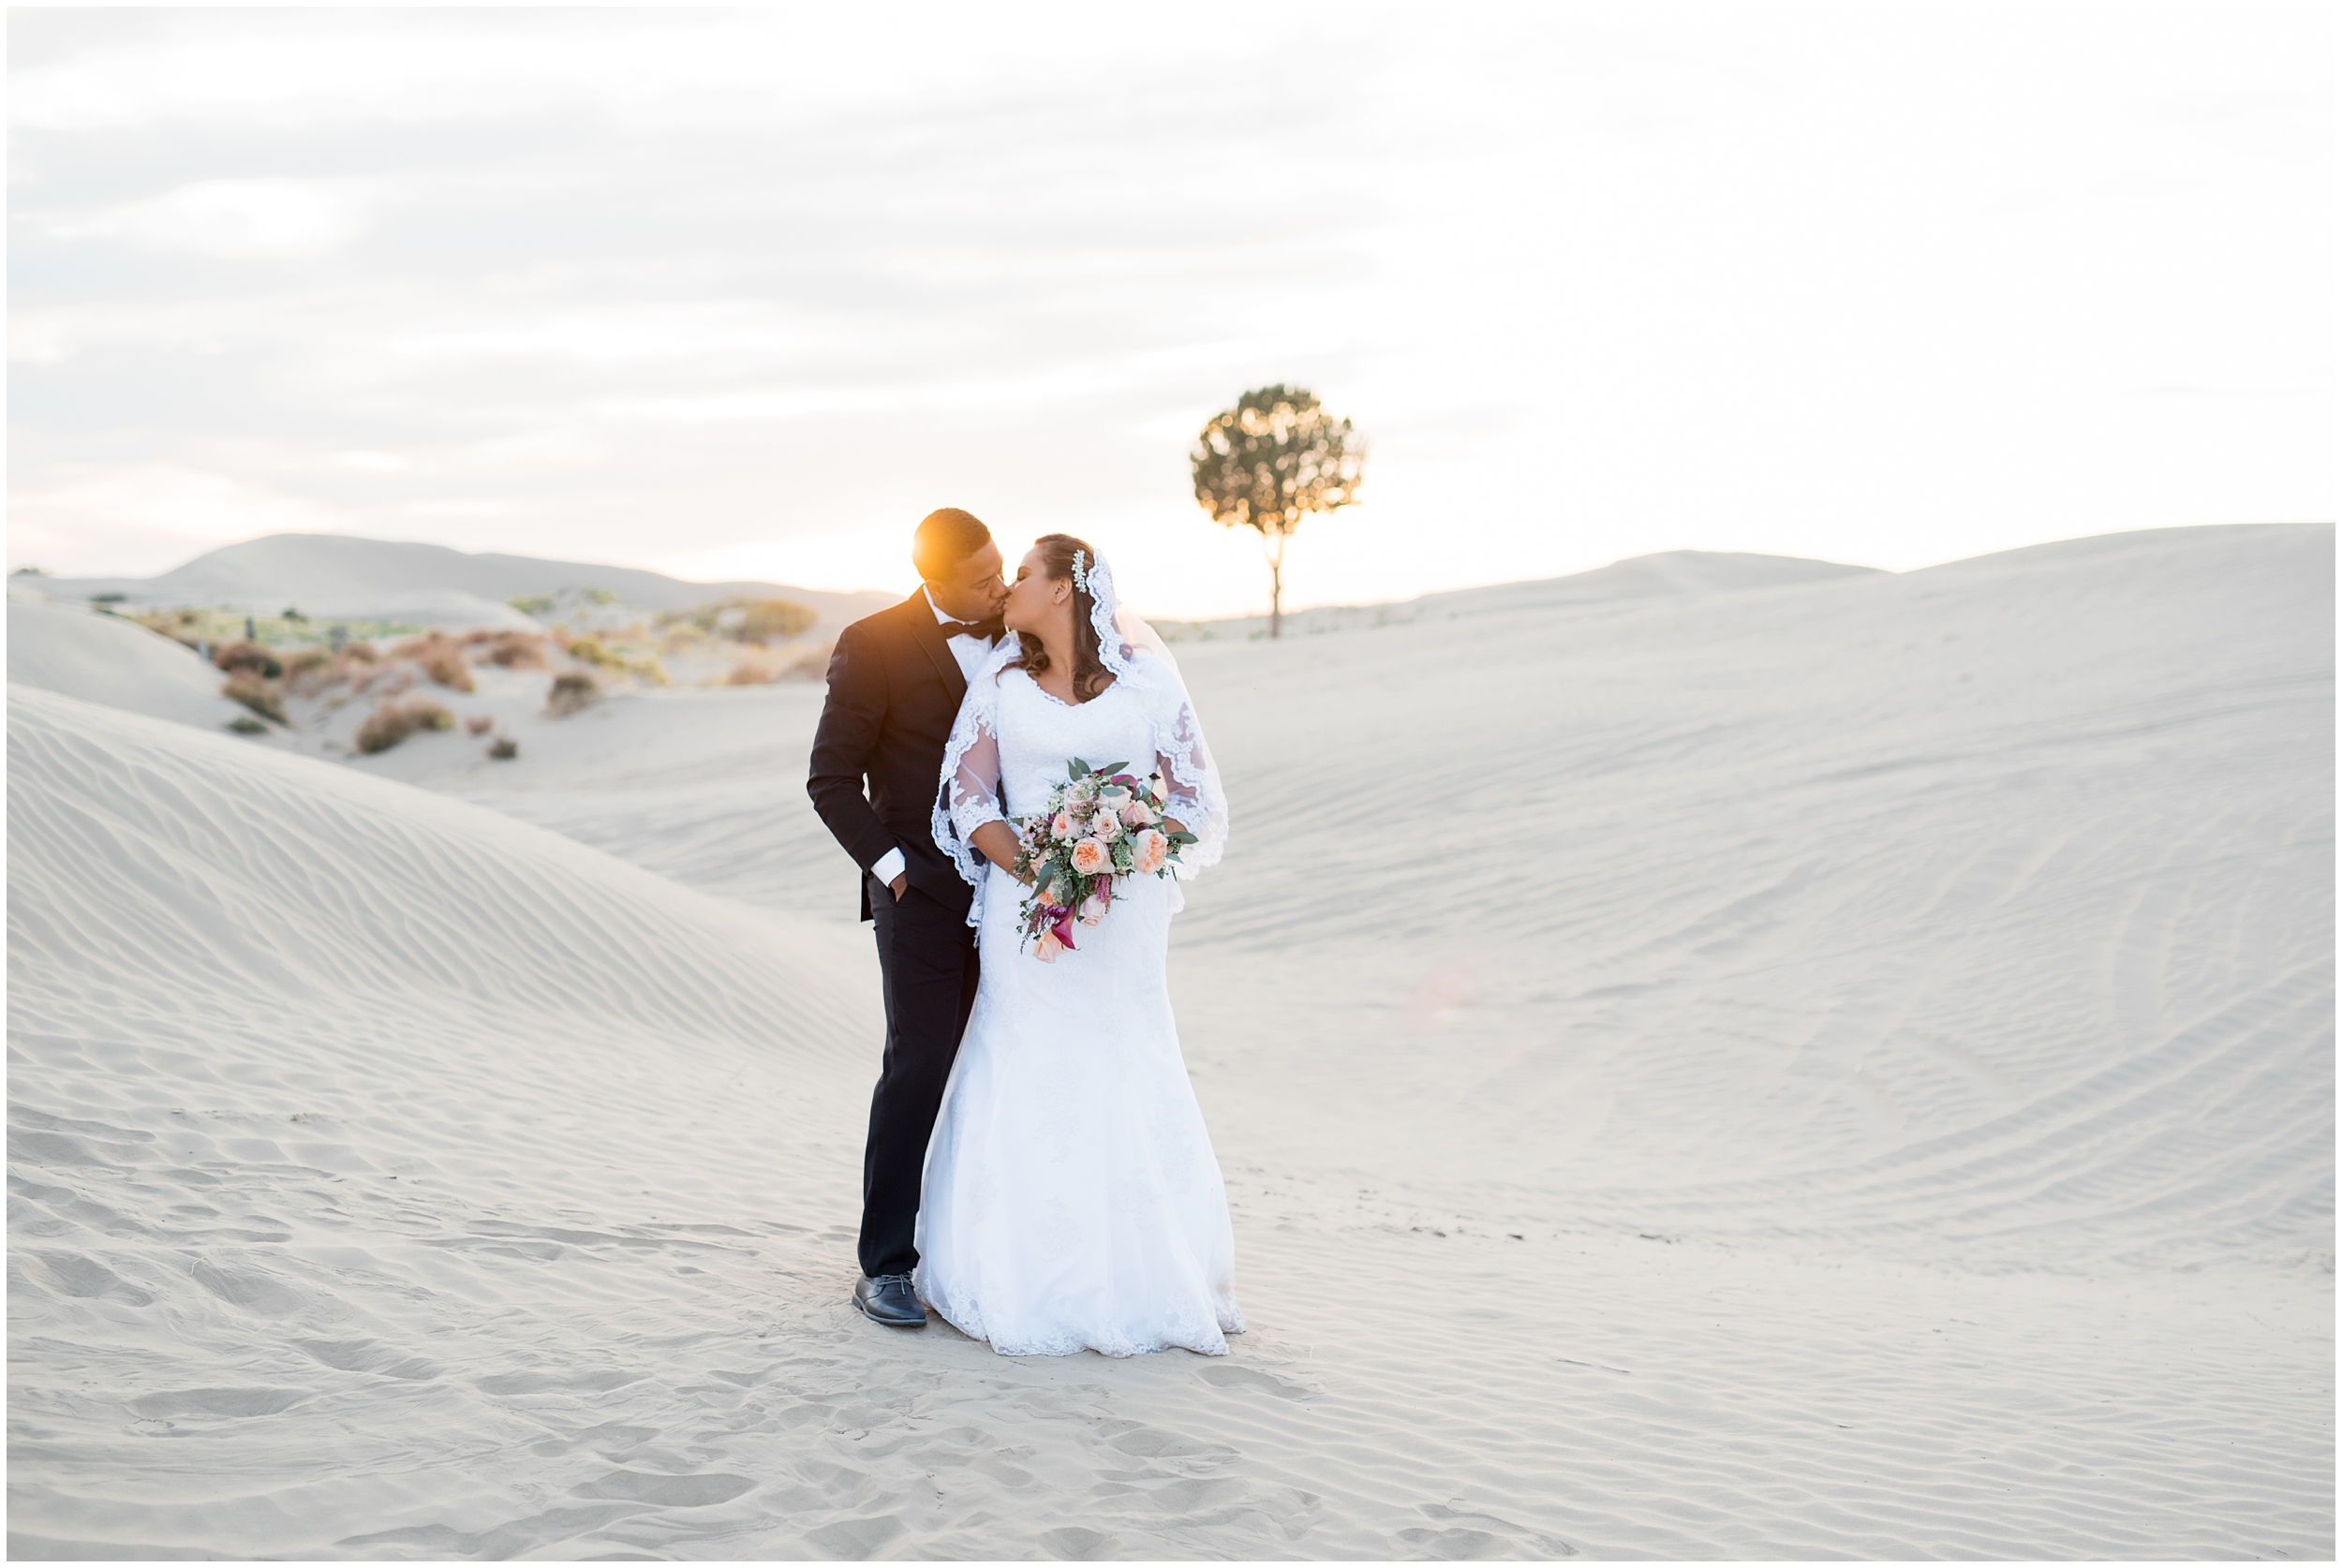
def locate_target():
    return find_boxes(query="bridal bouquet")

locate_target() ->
[1010,758,1198,962]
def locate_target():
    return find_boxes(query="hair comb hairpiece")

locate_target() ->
[1071,549,1092,595]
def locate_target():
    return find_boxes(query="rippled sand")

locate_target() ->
[7,524,2331,1559]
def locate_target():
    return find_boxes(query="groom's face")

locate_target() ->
[927,540,1007,621]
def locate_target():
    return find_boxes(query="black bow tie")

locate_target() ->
[941,615,1005,641]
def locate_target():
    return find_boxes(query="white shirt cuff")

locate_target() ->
[869,847,907,886]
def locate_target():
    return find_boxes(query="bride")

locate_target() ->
[918,533,1244,1357]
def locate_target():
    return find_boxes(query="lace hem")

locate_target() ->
[919,1280,1244,1358]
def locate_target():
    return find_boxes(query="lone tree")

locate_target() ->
[1191,384,1366,638]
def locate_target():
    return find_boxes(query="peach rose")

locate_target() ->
[1089,807,1122,839]
[1119,797,1157,828]
[1133,828,1169,876]
[1034,927,1064,963]
[1051,810,1078,841]
[1078,889,1112,925]
[1070,836,1110,876]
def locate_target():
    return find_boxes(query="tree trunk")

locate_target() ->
[1266,530,1287,639]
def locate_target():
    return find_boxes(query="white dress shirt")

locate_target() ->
[869,587,997,890]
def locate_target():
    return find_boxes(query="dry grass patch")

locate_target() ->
[355,696,454,754]
[388,632,476,692]
[220,670,287,724]
[545,672,600,717]
[466,629,549,670]
[564,636,667,685]
[212,640,281,677]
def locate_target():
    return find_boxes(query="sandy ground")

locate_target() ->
[7,524,2333,1559]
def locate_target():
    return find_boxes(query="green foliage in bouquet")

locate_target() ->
[1009,758,1198,962]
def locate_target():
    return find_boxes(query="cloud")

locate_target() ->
[8,465,350,576]
[38,179,378,260]
[5,8,1290,134]
[7,7,2331,609]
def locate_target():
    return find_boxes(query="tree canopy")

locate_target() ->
[1190,385,1366,637]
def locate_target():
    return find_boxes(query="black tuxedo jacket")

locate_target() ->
[808,591,986,922]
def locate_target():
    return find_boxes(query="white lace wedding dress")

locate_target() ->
[919,585,1243,1357]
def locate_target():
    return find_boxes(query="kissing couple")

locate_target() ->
[807,508,1245,1357]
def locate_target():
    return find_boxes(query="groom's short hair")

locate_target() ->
[913,508,992,581]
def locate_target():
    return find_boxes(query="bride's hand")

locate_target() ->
[970,820,1026,879]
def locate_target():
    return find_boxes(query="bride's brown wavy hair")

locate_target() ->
[1008,533,1111,701]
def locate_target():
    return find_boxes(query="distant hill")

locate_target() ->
[1154,549,1883,642]
[37,533,898,625]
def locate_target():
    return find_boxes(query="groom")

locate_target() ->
[808,507,1007,1328]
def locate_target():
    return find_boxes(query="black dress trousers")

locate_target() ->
[859,873,981,1279]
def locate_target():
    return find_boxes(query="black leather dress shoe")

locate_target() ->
[852,1272,926,1327]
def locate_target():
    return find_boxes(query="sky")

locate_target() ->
[7,4,2333,617]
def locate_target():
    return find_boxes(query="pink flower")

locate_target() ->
[1070,837,1110,876]
[1034,927,1064,963]
[1133,828,1169,876]
[1078,889,1111,925]
[1089,807,1121,839]
[1119,797,1157,829]
[1051,810,1078,842]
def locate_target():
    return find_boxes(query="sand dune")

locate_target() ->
[7,525,2332,1558]
[6,597,256,732]
[1158,547,1880,642]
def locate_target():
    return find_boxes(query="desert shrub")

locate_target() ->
[421,648,471,690]
[464,714,495,735]
[138,612,206,651]
[225,715,270,736]
[486,736,519,761]
[354,696,454,754]
[465,630,548,670]
[389,632,476,692]
[545,671,600,717]
[725,658,778,686]
[213,640,282,678]
[353,661,413,697]
[665,594,817,644]
[280,646,340,696]
[221,670,287,724]
[565,636,665,684]
[737,598,818,643]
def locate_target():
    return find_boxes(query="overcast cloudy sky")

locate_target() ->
[7,5,2331,615]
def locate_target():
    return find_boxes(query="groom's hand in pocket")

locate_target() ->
[889,873,909,900]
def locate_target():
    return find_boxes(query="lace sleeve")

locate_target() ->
[1145,671,1228,878]
[948,724,1005,837]
[932,640,1022,928]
